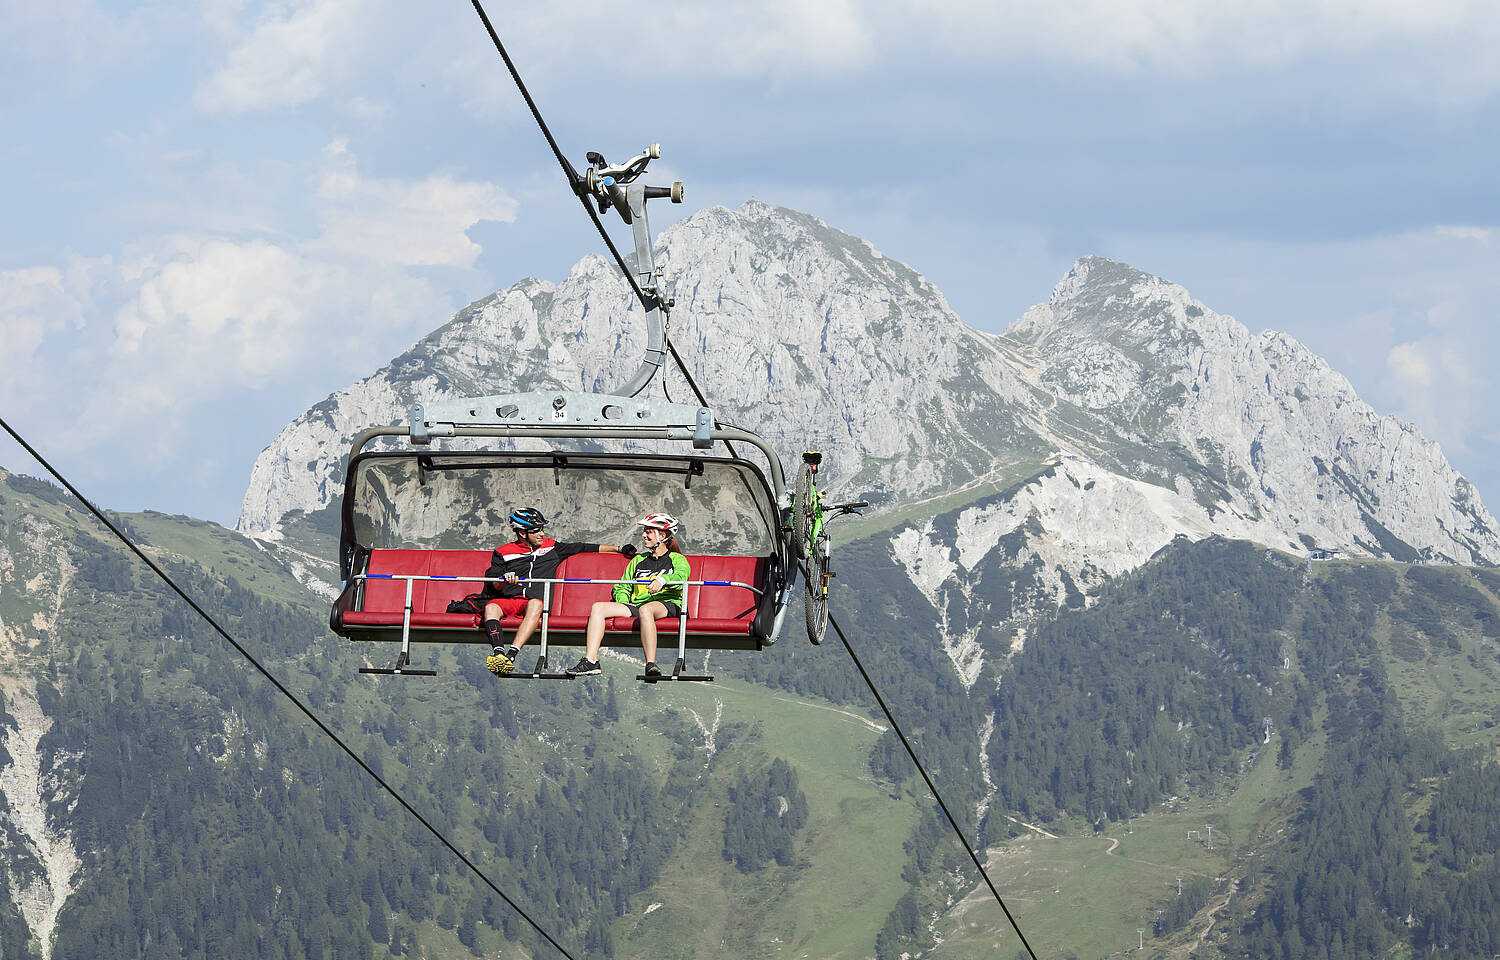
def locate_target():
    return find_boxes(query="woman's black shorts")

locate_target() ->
[623,601,681,620]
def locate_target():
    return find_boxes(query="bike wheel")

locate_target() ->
[805,533,829,645]
[793,461,816,561]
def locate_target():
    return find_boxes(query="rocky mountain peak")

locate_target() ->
[1017,255,1236,361]
[237,202,1041,535]
[233,215,1499,684]
[993,256,1499,567]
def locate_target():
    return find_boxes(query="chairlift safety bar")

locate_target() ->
[360,573,760,590]
[352,572,761,675]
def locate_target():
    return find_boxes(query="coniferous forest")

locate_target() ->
[7,471,1500,957]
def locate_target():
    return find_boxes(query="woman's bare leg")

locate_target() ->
[584,602,631,662]
[637,601,668,664]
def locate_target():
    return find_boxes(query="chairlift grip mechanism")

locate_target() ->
[579,144,682,398]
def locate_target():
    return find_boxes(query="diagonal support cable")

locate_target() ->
[827,606,1040,960]
[461,4,1031,950]
[469,0,659,320]
[0,415,581,960]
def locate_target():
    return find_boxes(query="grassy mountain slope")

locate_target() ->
[10,467,1500,959]
[0,471,924,959]
[921,539,1500,958]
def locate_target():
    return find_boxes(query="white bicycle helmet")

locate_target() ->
[638,512,679,533]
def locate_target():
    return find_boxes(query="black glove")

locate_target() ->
[619,543,637,558]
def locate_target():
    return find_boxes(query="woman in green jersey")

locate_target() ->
[567,513,690,678]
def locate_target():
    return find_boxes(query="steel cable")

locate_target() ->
[470,0,660,318]
[825,605,1041,959]
[465,4,1038,952]
[0,416,581,960]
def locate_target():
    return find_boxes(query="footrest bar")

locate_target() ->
[359,649,435,676]
[637,657,713,682]
[635,673,714,683]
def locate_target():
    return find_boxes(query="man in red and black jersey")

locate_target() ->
[483,507,634,676]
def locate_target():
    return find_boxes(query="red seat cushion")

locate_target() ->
[344,611,496,629]
[690,555,766,623]
[356,549,495,628]
[363,550,432,615]
[422,550,494,613]
[553,553,630,618]
[351,549,766,636]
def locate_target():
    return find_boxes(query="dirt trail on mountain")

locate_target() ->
[1006,815,1059,839]
[1196,888,1235,948]
[770,695,887,733]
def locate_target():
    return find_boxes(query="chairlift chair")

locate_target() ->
[325,143,828,679]
[328,395,795,679]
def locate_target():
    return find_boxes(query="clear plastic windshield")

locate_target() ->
[349,452,779,556]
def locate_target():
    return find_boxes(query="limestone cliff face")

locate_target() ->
[237,201,1044,536]
[0,473,81,959]
[899,256,1500,684]
[998,256,1498,566]
[236,209,1499,685]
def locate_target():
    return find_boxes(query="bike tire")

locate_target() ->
[805,533,829,645]
[793,461,816,561]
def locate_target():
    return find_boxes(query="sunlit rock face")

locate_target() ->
[237,201,1043,536]
[899,256,1499,684]
[0,474,82,959]
[999,256,1497,567]
[238,209,1499,685]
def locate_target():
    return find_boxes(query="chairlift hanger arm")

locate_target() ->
[582,145,684,223]
[469,0,682,398]
[580,149,682,397]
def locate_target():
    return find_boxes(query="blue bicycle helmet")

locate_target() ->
[509,507,547,532]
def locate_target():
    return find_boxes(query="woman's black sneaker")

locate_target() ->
[565,658,602,676]
[643,662,663,679]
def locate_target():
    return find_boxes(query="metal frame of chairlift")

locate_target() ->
[335,144,796,680]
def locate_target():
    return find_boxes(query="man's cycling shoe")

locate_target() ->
[486,646,518,676]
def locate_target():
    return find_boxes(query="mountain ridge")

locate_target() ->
[235,203,1499,686]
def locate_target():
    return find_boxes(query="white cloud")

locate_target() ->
[0,267,87,412]
[109,237,319,372]
[1374,304,1489,460]
[61,234,442,448]
[1386,342,1432,388]
[194,0,360,114]
[661,0,874,76]
[182,0,1500,131]
[1435,225,1493,243]
[2,141,513,461]
[313,140,517,266]
[910,0,1500,80]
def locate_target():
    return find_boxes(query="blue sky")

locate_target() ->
[3,0,1498,527]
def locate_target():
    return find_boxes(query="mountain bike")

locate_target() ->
[793,451,868,644]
